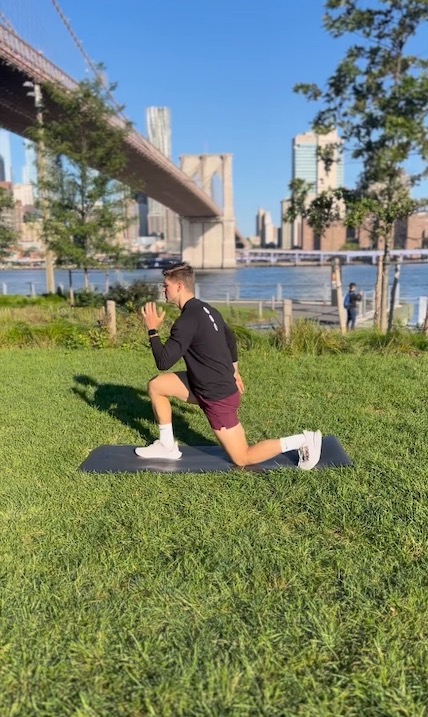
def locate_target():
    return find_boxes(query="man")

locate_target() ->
[135,263,322,469]
[344,282,363,331]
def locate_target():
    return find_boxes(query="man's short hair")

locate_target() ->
[349,283,356,290]
[163,262,195,291]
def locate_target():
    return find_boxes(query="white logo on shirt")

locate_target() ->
[202,305,219,331]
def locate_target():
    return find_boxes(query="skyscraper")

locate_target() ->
[292,128,344,194]
[22,139,38,186]
[146,107,180,252]
[287,128,345,247]
[0,129,13,183]
[255,208,278,247]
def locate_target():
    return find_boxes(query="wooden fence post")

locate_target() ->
[282,299,292,341]
[333,258,347,334]
[106,300,116,339]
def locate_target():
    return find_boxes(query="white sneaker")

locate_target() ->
[134,439,182,460]
[298,430,322,470]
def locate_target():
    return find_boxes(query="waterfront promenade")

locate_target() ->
[1,262,425,326]
[210,298,375,328]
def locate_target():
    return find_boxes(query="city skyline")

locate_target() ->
[3,0,427,237]
[22,140,37,186]
[1,131,37,187]
[0,129,12,183]
[145,106,181,252]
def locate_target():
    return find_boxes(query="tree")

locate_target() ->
[286,0,428,331]
[31,77,137,288]
[0,187,15,259]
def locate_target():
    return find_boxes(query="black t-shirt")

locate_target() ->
[149,297,238,401]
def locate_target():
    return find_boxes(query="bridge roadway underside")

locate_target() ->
[0,59,221,220]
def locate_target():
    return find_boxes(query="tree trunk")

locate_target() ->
[105,271,110,295]
[34,88,56,295]
[388,256,402,332]
[84,268,89,290]
[380,236,392,333]
[374,256,383,329]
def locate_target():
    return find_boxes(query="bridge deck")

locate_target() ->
[0,25,221,219]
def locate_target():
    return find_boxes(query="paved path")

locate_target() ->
[290,302,343,326]
[212,300,371,328]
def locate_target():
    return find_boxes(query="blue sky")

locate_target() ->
[6,0,428,236]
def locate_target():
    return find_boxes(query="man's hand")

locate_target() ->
[235,371,244,395]
[141,302,166,331]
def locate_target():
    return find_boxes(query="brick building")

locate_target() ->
[300,212,428,252]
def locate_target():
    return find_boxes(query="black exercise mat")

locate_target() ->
[79,435,352,474]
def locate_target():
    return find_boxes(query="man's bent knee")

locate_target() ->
[147,373,192,403]
[215,425,248,468]
[228,450,248,468]
[147,374,167,398]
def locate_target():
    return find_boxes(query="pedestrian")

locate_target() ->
[344,282,363,331]
[135,262,322,469]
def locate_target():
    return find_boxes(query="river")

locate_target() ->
[1,263,428,303]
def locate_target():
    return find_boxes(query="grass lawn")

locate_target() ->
[1,347,428,716]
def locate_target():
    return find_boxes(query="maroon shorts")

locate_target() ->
[197,391,241,430]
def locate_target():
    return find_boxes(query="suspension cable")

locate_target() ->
[50,0,128,119]
[0,9,16,32]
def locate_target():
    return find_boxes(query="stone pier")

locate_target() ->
[180,154,236,269]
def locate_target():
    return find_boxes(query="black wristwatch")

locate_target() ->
[148,329,158,337]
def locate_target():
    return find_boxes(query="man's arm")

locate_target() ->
[224,323,238,362]
[149,317,195,370]
[141,302,195,371]
[225,324,244,394]
[233,360,244,395]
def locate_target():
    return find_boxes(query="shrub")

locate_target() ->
[106,281,159,312]
[228,324,267,350]
[73,289,105,308]
[3,321,35,347]
[273,320,349,356]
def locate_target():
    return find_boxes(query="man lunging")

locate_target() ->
[136,263,322,470]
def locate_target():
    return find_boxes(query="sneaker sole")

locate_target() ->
[134,448,182,460]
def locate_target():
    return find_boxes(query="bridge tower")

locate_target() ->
[180,154,236,269]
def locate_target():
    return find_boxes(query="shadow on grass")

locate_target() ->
[72,374,216,446]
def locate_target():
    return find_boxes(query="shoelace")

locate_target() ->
[298,446,309,461]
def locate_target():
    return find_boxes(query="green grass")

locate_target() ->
[1,347,428,716]
[0,295,65,308]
